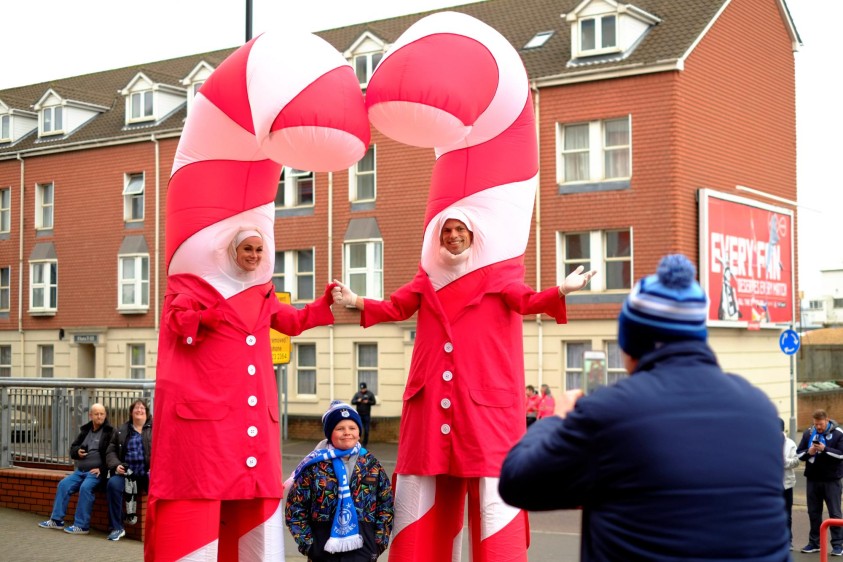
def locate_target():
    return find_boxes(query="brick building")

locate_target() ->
[0,0,801,428]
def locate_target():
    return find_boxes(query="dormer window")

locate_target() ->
[345,32,387,89]
[181,61,214,117]
[130,91,154,121]
[42,106,63,135]
[580,14,617,53]
[354,52,383,87]
[0,114,9,140]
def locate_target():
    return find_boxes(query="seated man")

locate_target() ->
[39,403,113,534]
[105,399,152,541]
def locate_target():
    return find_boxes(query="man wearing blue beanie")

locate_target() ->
[499,254,789,561]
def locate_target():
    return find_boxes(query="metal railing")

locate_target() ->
[0,378,155,469]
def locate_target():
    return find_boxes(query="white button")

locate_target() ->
[247,365,256,375]
[246,456,257,467]
[440,398,451,409]
[444,342,453,353]
[442,371,453,381]
[247,426,258,437]
[186,337,193,345]
[248,396,258,407]
[440,424,451,434]
[246,335,257,346]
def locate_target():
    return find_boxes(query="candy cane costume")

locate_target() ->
[357,12,571,562]
[146,31,369,562]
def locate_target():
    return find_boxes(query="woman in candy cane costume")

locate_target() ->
[333,13,594,562]
[146,31,369,562]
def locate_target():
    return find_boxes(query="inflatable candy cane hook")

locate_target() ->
[365,12,537,562]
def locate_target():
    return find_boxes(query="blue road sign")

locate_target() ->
[779,329,800,355]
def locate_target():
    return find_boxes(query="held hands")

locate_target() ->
[559,265,597,297]
[331,280,358,308]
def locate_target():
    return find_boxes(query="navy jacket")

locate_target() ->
[499,340,788,562]
[796,419,843,481]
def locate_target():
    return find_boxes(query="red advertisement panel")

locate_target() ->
[700,190,794,327]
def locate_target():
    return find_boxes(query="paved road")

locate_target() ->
[0,439,830,561]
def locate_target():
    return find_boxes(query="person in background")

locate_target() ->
[796,409,843,555]
[285,401,393,560]
[525,385,541,427]
[536,384,555,420]
[105,399,152,541]
[499,254,788,561]
[351,382,377,447]
[39,404,114,535]
[781,418,799,551]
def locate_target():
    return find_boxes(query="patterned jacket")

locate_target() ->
[285,450,393,561]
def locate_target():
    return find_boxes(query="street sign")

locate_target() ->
[271,292,292,364]
[779,329,800,355]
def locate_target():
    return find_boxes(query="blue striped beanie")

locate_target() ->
[322,400,363,442]
[618,254,708,359]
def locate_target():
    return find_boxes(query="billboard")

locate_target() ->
[699,189,794,328]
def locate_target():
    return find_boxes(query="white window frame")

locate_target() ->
[118,254,150,311]
[605,341,628,386]
[35,182,54,230]
[129,90,154,122]
[275,167,314,209]
[123,173,145,221]
[273,249,315,302]
[41,106,63,135]
[356,342,378,393]
[343,240,383,300]
[557,117,630,184]
[0,345,11,377]
[128,343,146,379]
[0,187,10,233]
[350,146,376,202]
[354,51,384,88]
[578,14,618,55]
[525,31,554,49]
[38,344,54,378]
[557,229,632,292]
[0,266,9,312]
[29,260,57,313]
[0,114,9,140]
[295,342,317,396]
[565,341,591,391]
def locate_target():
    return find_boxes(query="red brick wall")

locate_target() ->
[0,468,147,541]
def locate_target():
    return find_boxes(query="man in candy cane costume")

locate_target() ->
[334,14,595,560]
[146,31,369,562]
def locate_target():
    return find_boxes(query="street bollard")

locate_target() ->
[820,519,843,561]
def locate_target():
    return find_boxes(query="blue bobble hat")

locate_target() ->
[322,400,363,442]
[618,254,709,359]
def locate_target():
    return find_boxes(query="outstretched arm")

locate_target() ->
[271,283,335,335]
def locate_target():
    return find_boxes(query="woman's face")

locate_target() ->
[131,403,147,425]
[331,419,360,450]
[235,236,263,271]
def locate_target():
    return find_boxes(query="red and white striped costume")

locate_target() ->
[363,12,560,562]
[146,31,368,562]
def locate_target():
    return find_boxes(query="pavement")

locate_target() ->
[0,438,830,561]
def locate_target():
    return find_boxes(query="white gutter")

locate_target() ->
[16,154,24,376]
[152,134,161,333]
[0,130,183,162]
[328,171,335,402]
[531,83,544,390]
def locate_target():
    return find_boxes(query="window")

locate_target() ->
[809,300,823,310]
[558,117,630,184]
[565,342,591,391]
[39,345,54,378]
[0,267,9,311]
[356,343,378,392]
[524,31,554,49]
[0,187,9,233]
[42,106,63,134]
[30,261,57,312]
[272,250,315,301]
[35,183,54,229]
[275,167,314,208]
[128,344,146,379]
[580,14,617,54]
[295,343,317,395]
[605,342,628,385]
[123,173,145,221]
[0,345,10,377]
[351,146,376,202]
[130,90,154,121]
[0,114,9,140]
[344,241,383,299]
[118,255,149,310]
[354,52,383,87]
[834,298,843,309]
[558,229,632,292]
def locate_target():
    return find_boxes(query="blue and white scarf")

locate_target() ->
[286,441,368,553]
[808,427,828,463]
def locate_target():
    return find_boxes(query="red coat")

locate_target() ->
[150,274,333,500]
[361,262,566,477]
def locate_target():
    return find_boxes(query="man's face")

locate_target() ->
[90,405,106,429]
[815,418,829,433]
[440,219,472,255]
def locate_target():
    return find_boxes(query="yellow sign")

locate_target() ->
[271,292,292,364]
